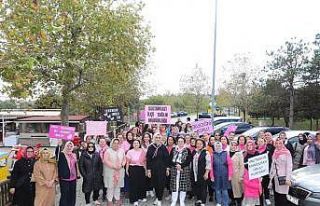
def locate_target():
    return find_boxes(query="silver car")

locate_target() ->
[288,164,320,205]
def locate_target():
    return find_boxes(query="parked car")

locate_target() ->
[171,112,178,118]
[288,164,320,206]
[240,126,289,139]
[198,112,211,119]
[177,111,188,117]
[220,122,254,135]
[213,116,242,126]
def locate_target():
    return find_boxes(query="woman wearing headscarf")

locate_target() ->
[191,139,211,206]
[269,138,293,206]
[79,142,103,206]
[211,142,233,206]
[33,148,58,206]
[169,136,192,206]
[56,141,79,206]
[256,136,272,205]
[293,133,307,170]
[300,134,320,167]
[126,139,147,206]
[242,140,261,206]
[146,133,170,206]
[229,141,244,206]
[9,146,36,206]
[103,138,126,206]
[98,138,108,201]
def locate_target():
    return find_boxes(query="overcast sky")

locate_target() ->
[142,0,320,95]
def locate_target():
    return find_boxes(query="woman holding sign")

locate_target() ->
[269,138,292,206]
[242,140,261,206]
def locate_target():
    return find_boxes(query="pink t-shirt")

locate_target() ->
[126,149,146,167]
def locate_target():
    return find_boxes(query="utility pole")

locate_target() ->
[211,0,218,125]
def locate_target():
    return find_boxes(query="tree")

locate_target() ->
[267,38,309,129]
[179,64,210,117]
[222,53,260,121]
[0,0,152,125]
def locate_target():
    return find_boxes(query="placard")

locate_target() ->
[224,124,238,136]
[191,119,213,135]
[48,125,75,140]
[248,153,269,180]
[85,121,107,136]
[101,107,123,122]
[145,105,171,124]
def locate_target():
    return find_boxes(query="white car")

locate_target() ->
[213,116,242,126]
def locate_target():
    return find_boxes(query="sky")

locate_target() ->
[142,0,320,95]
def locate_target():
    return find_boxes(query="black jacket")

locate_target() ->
[10,158,36,206]
[191,149,208,183]
[79,151,103,193]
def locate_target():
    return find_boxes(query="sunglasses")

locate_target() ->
[88,146,94,148]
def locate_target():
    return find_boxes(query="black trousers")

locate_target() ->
[274,191,289,206]
[207,179,214,198]
[193,179,207,204]
[85,190,99,204]
[59,180,77,206]
[129,165,146,203]
[152,170,166,201]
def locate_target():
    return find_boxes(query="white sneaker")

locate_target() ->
[85,204,91,206]
[153,199,159,205]
[266,199,272,205]
[157,201,162,206]
[94,200,101,205]
[140,198,147,202]
[134,201,139,206]
[150,191,155,197]
[165,195,171,201]
[216,204,222,206]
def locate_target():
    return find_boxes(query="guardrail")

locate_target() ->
[0,180,12,206]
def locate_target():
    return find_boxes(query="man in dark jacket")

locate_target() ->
[79,142,103,205]
[9,146,36,206]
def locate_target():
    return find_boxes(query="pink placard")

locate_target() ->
[86,121,107,136]
[48,125,76,140]
[145,105,171,124]
[191,119,213,135]
[224,125,238,136]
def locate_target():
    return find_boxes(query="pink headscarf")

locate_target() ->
[273,139,291,159]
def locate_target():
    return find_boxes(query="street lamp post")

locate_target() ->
[211,0,218,125]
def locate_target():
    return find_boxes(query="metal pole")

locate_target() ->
[211,0,218,126]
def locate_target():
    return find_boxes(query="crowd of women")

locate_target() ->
[8,120,320,206]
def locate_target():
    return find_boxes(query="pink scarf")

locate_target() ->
[258,145,267,154]
[273,146,290,159]
[222,143,228,150]
[239,144,246,151]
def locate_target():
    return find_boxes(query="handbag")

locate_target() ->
[275,162,286,185]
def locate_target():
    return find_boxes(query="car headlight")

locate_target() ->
[310,193,320,199]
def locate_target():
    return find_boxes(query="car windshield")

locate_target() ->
[214,122,234,130]
[242,127,266,137]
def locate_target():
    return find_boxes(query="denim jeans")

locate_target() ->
[215,189,229,206]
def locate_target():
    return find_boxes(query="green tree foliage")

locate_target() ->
[267,38,309,129]
[0,0,152,124]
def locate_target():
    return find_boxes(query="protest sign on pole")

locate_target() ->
[48,125,76,141]
[224,124,238,136]
[139,110,145,121]
[85,121,107,136]
[191,119,213,135]
[145,105,171,124]
[248,153,269,180]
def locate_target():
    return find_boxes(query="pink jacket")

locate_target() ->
[270,152,293,194]
[243,168,261,198]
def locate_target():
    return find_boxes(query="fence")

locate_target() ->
[0,180,11,206]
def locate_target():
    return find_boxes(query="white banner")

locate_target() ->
[248,153,269,180]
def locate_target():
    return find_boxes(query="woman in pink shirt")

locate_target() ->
[126,140,147,206]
